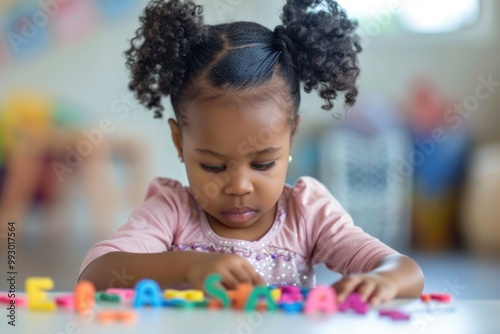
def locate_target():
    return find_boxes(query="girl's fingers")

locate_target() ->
[369,283,397,306]
[333,275,398,306]
[240,263,265,286]
[248,267,265,286]
[228,265,252,284]
[368,285,385,306]
[333,276,363,302]
[356,280,377,302]
[220,271,239,290]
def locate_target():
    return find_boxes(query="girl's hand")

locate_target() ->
[186,253,265,290]
[332,273,398,306]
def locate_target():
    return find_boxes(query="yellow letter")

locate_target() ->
[26,277,56,311]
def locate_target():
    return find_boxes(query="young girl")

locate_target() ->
[79,0,424,305]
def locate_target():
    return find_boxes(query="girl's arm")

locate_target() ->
[333,254,425,305]
[78,251,264,291]
[370,254,425,297]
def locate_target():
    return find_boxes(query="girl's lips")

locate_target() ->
[220,210,257,223]
[223,207,257,214]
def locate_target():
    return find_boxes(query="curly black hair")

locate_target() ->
[125,0,361,123]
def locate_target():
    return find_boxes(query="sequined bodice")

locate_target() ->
[172,198,316,287]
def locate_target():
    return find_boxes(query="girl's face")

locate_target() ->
[169,96,295,241]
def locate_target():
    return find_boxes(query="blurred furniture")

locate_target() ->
[0,91,149,239]
[319,94,412,251]
[402,79,470,251]
[461,144,500,256]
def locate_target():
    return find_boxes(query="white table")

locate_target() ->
[1,295,498,334]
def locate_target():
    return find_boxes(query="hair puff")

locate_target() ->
[125,0,208,118]
[281,0,362,110]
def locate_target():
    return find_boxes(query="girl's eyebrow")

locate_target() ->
[194,147,281,158]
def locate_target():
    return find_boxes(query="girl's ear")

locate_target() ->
[168,118,183,158]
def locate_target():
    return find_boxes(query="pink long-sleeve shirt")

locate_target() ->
[79,176,398,287]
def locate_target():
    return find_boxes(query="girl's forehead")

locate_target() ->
[178,69,296,127]
[183,98,291,151]
[187,92,289,125]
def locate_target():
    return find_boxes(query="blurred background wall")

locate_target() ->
[0,0,499,297]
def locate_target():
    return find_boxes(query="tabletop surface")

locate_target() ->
[1,295,499,334]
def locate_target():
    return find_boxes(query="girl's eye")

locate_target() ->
[200,161,276,173]
[200,164,226,173]
[252,161,275,171]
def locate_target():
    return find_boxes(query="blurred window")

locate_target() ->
[334,0,480,34]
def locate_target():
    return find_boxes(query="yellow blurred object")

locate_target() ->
[0,91,53,155]
[270,288,281,302]
[25,277,57,311]
[412,191,458,251]
[164,289,204,302]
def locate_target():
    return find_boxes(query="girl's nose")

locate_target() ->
[224,173,253,196]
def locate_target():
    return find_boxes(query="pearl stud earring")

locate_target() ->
[288,155,293,163]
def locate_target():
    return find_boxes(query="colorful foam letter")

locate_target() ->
[74,280,96,314]
[95,292,120,303]
[338,293,368,315]
[55,295,75,308]
[97,310,137,324]
[429,293,452,303]
[379,309,411,321]
[279,286,303,303]
[270,288,281,302]
[183,289,204,302]
[280,302,303,313]
[133,279,162,308]
[0,294,27,307]
[228,283,252,310]
[106,288,135,301]
[26,277,56,311]
[420,294,432,303]
[204,274,230,308]
[164,289,204,302]
[303,285,337,315]
[244,286,277,312]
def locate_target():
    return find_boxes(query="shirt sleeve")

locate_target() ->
[292,176,399,275]
[77,178,184,279]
